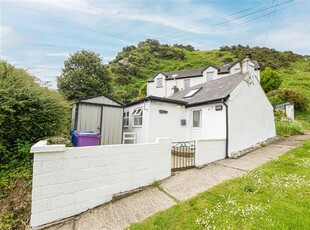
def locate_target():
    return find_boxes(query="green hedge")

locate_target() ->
[0,61,71,165]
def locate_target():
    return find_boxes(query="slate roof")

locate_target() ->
[167,72,247,107]
[127,72,247,108]
[148,60,242,82]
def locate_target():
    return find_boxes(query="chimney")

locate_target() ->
[171,85,179,95]
[223,58,232,65]
[243,53,252,62]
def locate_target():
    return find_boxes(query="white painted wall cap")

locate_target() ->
[30,140,66,153]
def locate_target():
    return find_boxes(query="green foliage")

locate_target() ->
[278,88,309,111]
[130,140,310,229]
[260,67,282,92]
[0,61,71,165]
[109,39,234,103]
[274,110,305,136]
[57,50,111,101]
[267,90,283,107]
[275,120,304,137]
[220,44,302,69]
[0,165,32,229]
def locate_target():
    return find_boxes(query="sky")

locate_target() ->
[0,0,309,87]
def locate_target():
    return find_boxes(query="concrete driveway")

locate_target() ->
[41,134,310,230]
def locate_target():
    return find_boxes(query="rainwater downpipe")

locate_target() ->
[222,99,229,159]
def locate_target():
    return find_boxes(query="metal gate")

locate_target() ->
[171,141,195,171]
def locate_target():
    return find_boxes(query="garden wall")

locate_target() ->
[195,139,226,166]
[30,138,171,228]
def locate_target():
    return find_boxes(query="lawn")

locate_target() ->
[130,140,310,230]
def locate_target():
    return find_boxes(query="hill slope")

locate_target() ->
[107,41,308,108]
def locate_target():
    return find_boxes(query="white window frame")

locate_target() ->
[123,111,129,127]
[184,79,191,89]
[156,78,163,88]
[132,108,143,127]
[206,71,214,81]
[193,110,202,128]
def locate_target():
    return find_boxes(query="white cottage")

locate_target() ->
[124,55,276,160]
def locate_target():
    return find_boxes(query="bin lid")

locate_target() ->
[75,132,99,136]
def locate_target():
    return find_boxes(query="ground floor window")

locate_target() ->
[193,110,201,127]
[123,111,129,127]
[132,108,143,126]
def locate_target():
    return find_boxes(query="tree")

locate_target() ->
[0,61,70,165]
[260,67,282,92]
[57,50,111,101]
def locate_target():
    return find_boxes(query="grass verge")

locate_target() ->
[275,120,304,137]
[129,140,310,230]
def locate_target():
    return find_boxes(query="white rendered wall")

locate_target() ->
[195,139,226,167]
[188,103,227,141]
[147,73,166,97]
[30,138,171,228]
[124,102,150,143]
[148,102,188,142]
[227,74,276,155]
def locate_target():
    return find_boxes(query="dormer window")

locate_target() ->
[207,71,214,81]
[184,88,201,98]
[184,79,191,89]
[156,78,163,88]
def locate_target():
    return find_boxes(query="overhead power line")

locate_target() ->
[158,0,292,42]
[262,0,280,46]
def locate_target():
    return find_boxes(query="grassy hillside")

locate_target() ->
[107,41,308,107]
[108,40,235,103]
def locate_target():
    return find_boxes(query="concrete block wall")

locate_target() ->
[30,138,171,228]
[195,139,226,167]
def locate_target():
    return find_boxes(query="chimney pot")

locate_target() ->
[244,53,252,61]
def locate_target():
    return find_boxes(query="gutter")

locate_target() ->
[222,99,229,159]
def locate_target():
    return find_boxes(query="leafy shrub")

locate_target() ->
[220,44,302,69]
[0,61,71,165]
[278,88,309,111]
[122,45,136,52]
[173,44,195,51]
[267,90,284,107]
[261,67,282,92]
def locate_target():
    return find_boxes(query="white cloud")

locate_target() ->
[253,18,310,54]
[45,52,70,57]
[0,25,27,51]
[24,0,102,15]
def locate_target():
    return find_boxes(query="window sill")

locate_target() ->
[133,126,142,128]
[156,86,163,88]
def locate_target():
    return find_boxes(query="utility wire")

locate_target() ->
[262,0,280,46]
[260,0,276,45]
[159,0,292,42]
[212,0,291,27]
[176,5,290,47]
[154,2,270,40]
